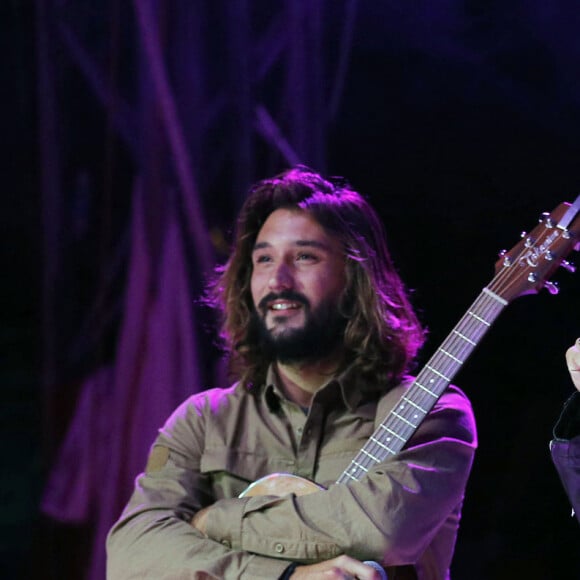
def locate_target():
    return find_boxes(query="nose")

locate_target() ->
[268,261,294,292]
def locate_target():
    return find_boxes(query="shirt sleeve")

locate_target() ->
[106,398,292,580]
[204,388,477,566]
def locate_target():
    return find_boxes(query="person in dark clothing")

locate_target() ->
[550,338,580,522]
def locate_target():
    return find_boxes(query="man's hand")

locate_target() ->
[566,338,580,391]
[290,555,384,579]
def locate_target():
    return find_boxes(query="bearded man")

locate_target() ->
[107,167,477,580]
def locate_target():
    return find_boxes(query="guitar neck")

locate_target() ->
[336,286,507,485]
[335,197,580,485]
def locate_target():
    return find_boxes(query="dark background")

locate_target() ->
[3,2,579,579]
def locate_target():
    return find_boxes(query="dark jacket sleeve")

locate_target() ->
[550,392,580,523]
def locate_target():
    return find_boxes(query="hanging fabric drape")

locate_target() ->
[42,180,203,580]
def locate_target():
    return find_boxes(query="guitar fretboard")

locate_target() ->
[336,287,507,484]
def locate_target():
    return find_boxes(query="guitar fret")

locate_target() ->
[425,365,451,382]
[379,425,406,441]
[370,436,397,454]
[392,411,417,428]
[468,311,491,326]
[482,287,508,305]
[402,397,427,413]
[452,330,476,346]
[415,381,437,397]
[352,460,368,473]
[343,471,358,482]
[361,448,380,462]
[440,348,464,364]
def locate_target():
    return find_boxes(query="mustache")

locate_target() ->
[257,290,310,312]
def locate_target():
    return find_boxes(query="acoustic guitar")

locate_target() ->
[240,196,580,578]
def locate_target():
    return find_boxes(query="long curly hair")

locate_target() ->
[207,167,425,392]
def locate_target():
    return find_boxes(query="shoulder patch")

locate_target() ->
[146,446,170,473]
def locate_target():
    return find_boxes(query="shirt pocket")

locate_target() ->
[316,439,371,486]
[201,446,297,499]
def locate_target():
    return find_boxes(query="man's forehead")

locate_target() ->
[253,209,338,246]
[253,238,332,250]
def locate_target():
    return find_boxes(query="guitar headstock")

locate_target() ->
[490,196,580,303]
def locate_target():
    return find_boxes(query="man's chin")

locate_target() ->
[266,320,305,337]
[263,327,311,355]
[253,302,346,363]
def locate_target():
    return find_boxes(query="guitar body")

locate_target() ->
[239,472,324,498]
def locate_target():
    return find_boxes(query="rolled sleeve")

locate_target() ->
[206,493,343,561]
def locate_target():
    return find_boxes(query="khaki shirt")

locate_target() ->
[107,366,476,579]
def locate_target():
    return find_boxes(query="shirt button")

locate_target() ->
[297,426,303,434]
[221,540,231,548]
[275,543,285,553]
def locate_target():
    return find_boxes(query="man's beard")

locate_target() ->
[251,290,348,365]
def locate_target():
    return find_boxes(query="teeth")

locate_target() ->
[271,302,299,310]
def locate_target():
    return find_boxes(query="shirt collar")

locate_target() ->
[262,363,373,412]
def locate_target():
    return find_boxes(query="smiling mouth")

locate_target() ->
[268,301,302,312]
[258,292,308,315]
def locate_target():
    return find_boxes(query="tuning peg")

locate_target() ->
[539,212,555,227]
[498,249,512,266]
[504,256,513,267]
[544,281,559,295]
[560,259,576,273]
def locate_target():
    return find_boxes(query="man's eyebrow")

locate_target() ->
[252,239,332,252]
[295,240,331,250]
[252,241,271,252]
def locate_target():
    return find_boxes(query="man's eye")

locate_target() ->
[297,253,317,261]
[255,255,272,263]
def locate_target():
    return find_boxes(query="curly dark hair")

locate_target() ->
[206,166,425,391]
